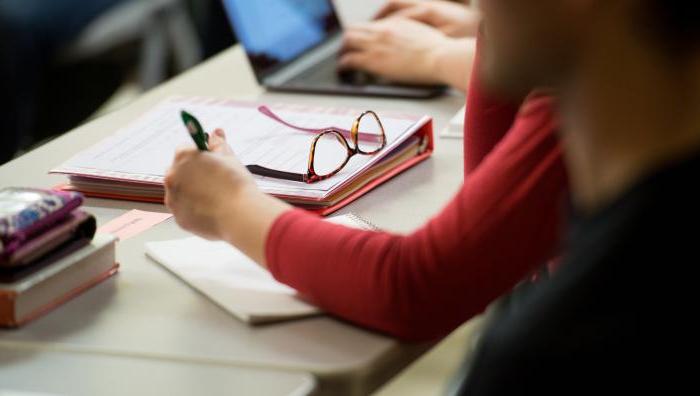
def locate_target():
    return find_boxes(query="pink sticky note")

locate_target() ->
[98,210,173,241]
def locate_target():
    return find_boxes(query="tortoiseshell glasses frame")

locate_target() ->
[245,107,387,184]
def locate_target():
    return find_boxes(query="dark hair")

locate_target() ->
[646,1,700,54]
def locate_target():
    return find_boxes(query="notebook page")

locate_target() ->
[144,214,376,324]
[145,236,321,324]
[53,97,423,199]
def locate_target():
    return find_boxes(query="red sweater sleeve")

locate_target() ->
[266,60,567,343]
[463,51,520,175]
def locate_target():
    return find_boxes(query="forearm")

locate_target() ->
[268,156,565,341]
[434,37,476,92]
[218,187,292,266]
[267,96,567,340]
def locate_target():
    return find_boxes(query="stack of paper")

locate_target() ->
[440,106,466,139]
[51,97,433,215]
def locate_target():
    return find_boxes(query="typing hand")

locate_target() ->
[375,0,480,38]
[339,18,460,86]
[165,129,257,241]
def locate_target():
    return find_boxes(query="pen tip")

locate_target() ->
[180,110,194,124]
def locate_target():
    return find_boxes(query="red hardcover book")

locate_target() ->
[0,234,118,328]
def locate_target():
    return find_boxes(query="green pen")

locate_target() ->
[180,110,209,151]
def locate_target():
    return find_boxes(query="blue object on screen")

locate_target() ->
[222,0,340,75]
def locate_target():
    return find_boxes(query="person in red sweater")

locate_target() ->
[163,35,568,342]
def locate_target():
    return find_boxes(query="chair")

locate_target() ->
[59,0,203,89]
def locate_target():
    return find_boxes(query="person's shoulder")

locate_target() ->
[504,89,559,145]
[518,89,557,118]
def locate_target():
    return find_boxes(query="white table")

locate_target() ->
[0,3,467,394]
[0,345,315,396]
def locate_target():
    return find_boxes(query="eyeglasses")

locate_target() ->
[245,106,387,184]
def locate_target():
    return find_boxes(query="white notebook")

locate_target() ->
[145,214,377,324]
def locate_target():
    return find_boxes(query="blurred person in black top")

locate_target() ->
[453,0,700,394]
[0,0,124,163]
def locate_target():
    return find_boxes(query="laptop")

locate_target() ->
[221,0,446,99]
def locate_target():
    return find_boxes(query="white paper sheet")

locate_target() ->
[440,106,465,139]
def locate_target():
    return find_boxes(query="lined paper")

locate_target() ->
[52,97,425,199]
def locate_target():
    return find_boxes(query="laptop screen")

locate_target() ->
[222,0,341,77]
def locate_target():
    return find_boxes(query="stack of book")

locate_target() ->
[0,188,118,327]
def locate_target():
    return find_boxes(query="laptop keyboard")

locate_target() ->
[288,55,375,86]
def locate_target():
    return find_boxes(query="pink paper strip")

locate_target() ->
[98,210,172,241]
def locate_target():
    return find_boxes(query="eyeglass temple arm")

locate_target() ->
[257,106,383,143]
[246,164,307,183]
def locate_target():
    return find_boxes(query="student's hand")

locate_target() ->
[165,130,291,264]
[165,129,255,240]
[375,0,480,38]
[206,128,234,155]
[340,18,474,91]
[340,18,447,85]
